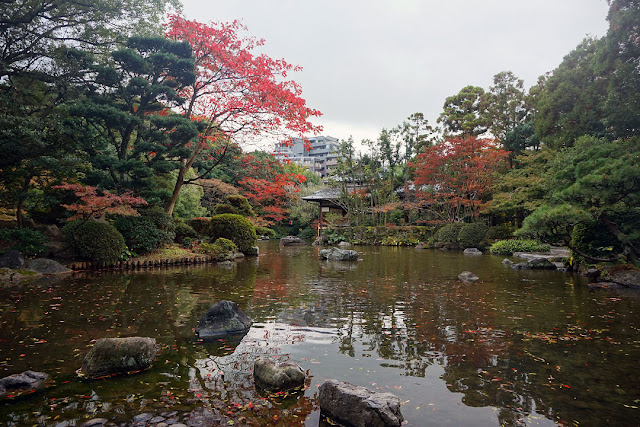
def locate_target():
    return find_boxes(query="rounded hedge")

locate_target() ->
[214,204,237,215]
[435,223,465,244]
[113,215,171,255]
[209,214,257,254]
[188,217,210,236]
[141,206,175,238]
[486,225,514,240]
[199,237,238,261]
[63,220,125,264]
[226,195,255,217]
[458,223,489,249]
[174,222,199,245]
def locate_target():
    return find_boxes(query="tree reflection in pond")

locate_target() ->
[1,242,639,426]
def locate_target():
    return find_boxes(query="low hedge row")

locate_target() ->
[490,239,550,255]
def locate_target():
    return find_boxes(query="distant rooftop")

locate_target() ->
[301,188,341,202]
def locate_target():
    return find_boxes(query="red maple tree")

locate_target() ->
[237,154,306,226]
[54,183,147,221]
[164,15,322,215]
[410,136,508,222]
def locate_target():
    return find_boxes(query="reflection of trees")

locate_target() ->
[3,244,640,426]
[187,325,317,425]
[303,261,640,426]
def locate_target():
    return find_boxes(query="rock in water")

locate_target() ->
[243,246,259,256]
[280,236,307,246]
[318,380,404,427]
[196,300,253,339]
[608,270,640,289]
[0,370,49,399]
[463,248,482,255]
[512,258,556,270]
[253,358,306,391]
[458,271,479,282]
[0,250,24,269]
[26,258,72,274]
[82,337,157,379]
[319,247,359,261]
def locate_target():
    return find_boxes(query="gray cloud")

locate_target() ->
[180,0,609,144]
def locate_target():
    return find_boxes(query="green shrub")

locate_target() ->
[63,220,125,264]
[174,222,199,245]
[571,221,620,261]
[113,209,175,255]
[486,225,514,240]
[0,228,47,257]
[256,226,276,238]
[189,217,210,235]
[200,238,238,261]
[214,204,237,215]
[113,217,163,255]
[435,223,465,245]
[489,239,551,255]
[381,235,419,246]
[298,227,317,241]
[212,237,237,253]
[458,223,489,249]
[142,206,176,236]
[226,195,255,217]
[209,214,257,254]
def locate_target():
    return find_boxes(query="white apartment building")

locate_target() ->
[274,136,340,177]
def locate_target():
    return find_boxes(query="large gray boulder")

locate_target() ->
[195,300,253,339]
[253,358,306,391]
[458,271,479,282]
[318,380,404,427]
[0,370,49,399]
[319,247,359,261]
[26,258,72,275]
[0,250,25,269]
[280,236,306,246]
[463,248,482,255]
[512,258,556,270]
[82,337,157,379]
[607,270,640,289]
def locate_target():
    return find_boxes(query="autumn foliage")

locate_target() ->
[411,136,508,222]
[161,15,322,215]
[166,15,322,137]
[54,183,147,221]
[237,154,306,226]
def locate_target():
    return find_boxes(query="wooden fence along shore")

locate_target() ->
[67,255,219,271]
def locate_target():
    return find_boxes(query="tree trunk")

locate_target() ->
[166,163,188,216]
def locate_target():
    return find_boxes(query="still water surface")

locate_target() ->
[1,242,640,426]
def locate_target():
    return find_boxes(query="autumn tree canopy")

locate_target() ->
[411,136,508,223]
[163,15,322,215]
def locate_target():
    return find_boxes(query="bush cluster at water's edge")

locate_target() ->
[490,239,551,255]
[324,226,432,246]
[209,214,257,254]
[62,220,125,264]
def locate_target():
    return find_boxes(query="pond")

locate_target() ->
[1,242,640,426]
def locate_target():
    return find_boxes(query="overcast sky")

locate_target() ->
[180,0,610,146]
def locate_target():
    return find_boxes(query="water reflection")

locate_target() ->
[0,243,639,426]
